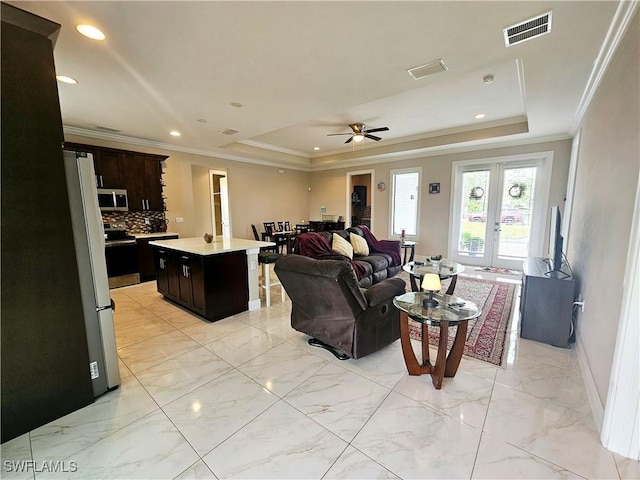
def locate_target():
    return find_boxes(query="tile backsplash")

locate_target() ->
[102,211,167,234]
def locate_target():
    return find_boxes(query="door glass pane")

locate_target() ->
[459,170,490,257]
[497,166,537,259]
[392,171,419,235]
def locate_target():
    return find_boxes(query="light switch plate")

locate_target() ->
[175,217,184,223]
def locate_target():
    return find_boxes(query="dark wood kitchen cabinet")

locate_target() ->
[125,154,164,212]
[153,247,249,322]
[137,234,179,281]
[93,149,125,188]
[64,142,167,212]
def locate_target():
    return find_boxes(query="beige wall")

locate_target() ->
[310,139,572,258]
[566,12,639,405]
[65,134,312,239]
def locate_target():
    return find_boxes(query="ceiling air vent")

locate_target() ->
[504,11,552,47]
[218,128,239,135]
[407,59,448,80]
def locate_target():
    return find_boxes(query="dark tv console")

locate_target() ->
[520,257,575,348]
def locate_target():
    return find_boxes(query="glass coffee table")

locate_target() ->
[403,260,465,294]
[393,291,480,389]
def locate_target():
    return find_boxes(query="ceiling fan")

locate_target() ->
[327,123,389,144]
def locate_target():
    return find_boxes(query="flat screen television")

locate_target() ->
[548,205,564,273]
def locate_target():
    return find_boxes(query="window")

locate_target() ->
[390,168,421,237]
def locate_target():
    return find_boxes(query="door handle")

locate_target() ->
[146,199,150,210]
[185,266,189,278]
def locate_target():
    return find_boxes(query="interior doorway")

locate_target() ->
[346,170,374,229]
[450,154,552,270]
[210,170,230,238]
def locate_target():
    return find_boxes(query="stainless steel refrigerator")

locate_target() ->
[64,150,120,396]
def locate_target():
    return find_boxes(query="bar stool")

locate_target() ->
[258,252,285,307]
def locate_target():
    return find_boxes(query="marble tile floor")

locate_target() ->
[2,274,638,480]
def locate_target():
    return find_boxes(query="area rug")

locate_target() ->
[474,266,521,276]
[397,271,517,366]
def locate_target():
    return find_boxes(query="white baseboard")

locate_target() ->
[248,299,261,311]
[576,337,605,432]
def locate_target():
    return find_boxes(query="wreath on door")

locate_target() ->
[469,186,484,200]
[508,182,527,199]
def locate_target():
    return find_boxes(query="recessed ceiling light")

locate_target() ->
[313,147,320,151]
[56,75,77,84]
[76,24,106,40]
[474,113,486,119]
[169,131,181,137]
[230,102,243,108]
[483,74,495,84]
[197,119,209,123]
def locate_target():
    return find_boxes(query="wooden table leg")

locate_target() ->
[399,311,431,376]
[409,275,420,292]
[445,274,458,295]
[431,320,449,389]
[444,320,468,377]
[421,323,430,366]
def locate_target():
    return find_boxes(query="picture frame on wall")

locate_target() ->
[429,183,440,194]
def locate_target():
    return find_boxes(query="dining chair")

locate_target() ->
[277,221,285,232]
[295,224,309,234]
[263,222,276,235]
[252,224,277,253]
[263,222,286,253]
[284,221,291,232]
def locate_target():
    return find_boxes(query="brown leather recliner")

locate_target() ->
[274,254,406,359]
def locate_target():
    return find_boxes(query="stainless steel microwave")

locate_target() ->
[97,188,128,212]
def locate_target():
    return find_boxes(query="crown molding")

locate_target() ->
[571,0,639,134]
[63,126,312,172]
[309,133,571,172]
[237,139,310,158]
[63,127,570,174]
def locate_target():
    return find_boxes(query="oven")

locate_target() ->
[103,222,139,288]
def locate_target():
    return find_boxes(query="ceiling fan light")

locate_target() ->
[353,134,365,142]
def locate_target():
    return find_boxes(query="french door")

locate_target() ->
[450,154,551,270]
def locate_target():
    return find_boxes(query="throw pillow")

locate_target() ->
[332,233,353,259]
[350,232,369,256]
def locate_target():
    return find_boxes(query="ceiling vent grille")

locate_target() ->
[407,59,448,80]
[218,128,239,135]
[504,11,552,47]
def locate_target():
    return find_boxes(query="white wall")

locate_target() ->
[566,10,640,406]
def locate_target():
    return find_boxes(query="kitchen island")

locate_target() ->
[149,237,274,321]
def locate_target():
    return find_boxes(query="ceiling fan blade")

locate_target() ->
[365,134,382,141]
[345,136,353,144]
[365,127,389,134]
[327,133,352,136]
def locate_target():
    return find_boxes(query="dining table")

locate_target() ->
[261,230,296,254]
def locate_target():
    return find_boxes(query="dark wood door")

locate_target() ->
[122,155,163,212]
[189,257,206,314]
[178,255,193,306]
[94,150,124,188]
[1,6,94,442]
[167,253,181,299]
[143,157,163,211]
[155,249,169,294]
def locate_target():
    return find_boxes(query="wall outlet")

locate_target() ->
[175,217,184,223]
[250,260,257,270]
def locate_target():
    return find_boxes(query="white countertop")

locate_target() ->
[131,232,180,239]
[149,237,275,255]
